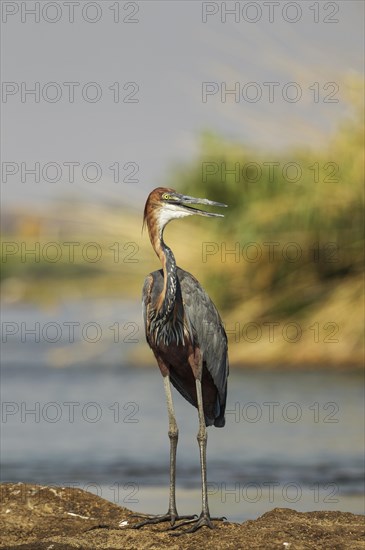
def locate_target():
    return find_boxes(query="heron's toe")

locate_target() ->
[169,513,226,535]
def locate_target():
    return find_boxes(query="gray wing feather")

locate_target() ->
[178,268,229,410]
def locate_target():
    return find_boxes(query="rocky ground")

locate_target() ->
[0,483,364,549]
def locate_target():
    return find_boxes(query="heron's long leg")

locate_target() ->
[133,375,195,529]
[169,378,225,534]
[196,378,210,518]
[168,379,212,534]
[164,374,179,520]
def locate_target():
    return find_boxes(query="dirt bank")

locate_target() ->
[0,483,364,549]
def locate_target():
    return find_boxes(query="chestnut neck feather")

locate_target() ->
[146,208,177,322]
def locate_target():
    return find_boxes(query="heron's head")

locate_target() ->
[143,187,227,236]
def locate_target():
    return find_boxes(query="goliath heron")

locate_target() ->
[134,187,229,534]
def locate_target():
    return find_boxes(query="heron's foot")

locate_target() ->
[132,512,197,528]
[169,512,227,535]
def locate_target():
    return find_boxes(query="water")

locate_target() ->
[1,364,364,522]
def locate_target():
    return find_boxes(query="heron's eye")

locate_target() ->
[162,193,171,200]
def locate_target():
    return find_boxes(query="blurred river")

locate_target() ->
[1,301,364,522]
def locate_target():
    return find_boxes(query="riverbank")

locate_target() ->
[1,483,364,549]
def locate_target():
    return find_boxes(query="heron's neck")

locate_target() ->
[156,231,177,321]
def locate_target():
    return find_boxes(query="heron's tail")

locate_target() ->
[212,386,226,427]
[213,414,225,428]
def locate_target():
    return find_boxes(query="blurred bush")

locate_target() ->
[175,79,364,318]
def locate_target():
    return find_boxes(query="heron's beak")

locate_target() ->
[175,194,228,218]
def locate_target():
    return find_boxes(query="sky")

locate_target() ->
[1,0,363,211]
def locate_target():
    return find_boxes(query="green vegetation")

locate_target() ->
[176,107,363,314]
[171,79,364,366]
